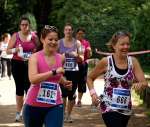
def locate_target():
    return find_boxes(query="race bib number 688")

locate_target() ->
[111,88,131,110]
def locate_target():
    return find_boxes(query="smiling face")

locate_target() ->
[41,32,58,54]
[113,36,130,56]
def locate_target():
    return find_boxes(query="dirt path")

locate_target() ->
[0,77,150,127]
[0,104,149,127]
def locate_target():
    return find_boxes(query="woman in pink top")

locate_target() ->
[75,27,92,107]
[7,15,40,122]
[23,25,72,127]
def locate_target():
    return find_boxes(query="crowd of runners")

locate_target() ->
[0,15,149,127]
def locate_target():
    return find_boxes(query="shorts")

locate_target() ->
[102,111,130,127]
[60,71,79,100]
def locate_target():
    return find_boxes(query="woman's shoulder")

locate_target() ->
[129,56,139,65]
[30,51,39,58]
[55,52,62,57]
[96,57,108,66]
[11,32,18,38]
[56,53,64,60]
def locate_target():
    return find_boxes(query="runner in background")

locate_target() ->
[6,15,40,122]
[75,27,92,107]
[87,31,148,127]
[0,33,12,80]
[58,23,84,123]
[23,25,72,127]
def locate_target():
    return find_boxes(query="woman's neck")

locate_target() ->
[64,36,73,43]
[20,31,30,36]
[43,49,55,57]
[113,53,127,63]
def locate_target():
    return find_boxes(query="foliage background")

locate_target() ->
[0,0,149,65]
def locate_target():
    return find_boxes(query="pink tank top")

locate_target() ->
[80,39,91,62]
[25,50,63,107]
[12,32,37,61]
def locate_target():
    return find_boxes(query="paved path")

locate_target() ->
[0,77,149,127]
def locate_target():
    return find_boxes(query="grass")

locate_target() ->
[143,66,150,75]
[132,90,143,106]
[145,109,150,118]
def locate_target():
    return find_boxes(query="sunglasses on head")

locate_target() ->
[115,31,129,37]
[44,25,58,31]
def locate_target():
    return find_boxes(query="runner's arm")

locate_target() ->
[128,50,150,55]
[96,48,150,56]
[87,57,107,90]
[87,57,107,105]
[76,40,84,62]
[29,54,64,84]
[95,48,112,56]
[6,33,19,54]
[132,57,148,91]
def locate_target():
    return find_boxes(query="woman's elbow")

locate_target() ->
[87,75,95,82]
[29,77,38,84]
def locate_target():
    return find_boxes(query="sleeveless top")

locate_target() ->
[59,38,79,71]
[12,32,37,61]
[0,42,13,59]
[100,55,134,115]
[25,50,63,107]
[80,39,91,62]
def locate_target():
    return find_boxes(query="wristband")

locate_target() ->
[52,69,57,75]
[11,48,16,53]
[89,89,96,96]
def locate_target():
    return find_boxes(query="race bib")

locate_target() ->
[64,57,78,71]
[111,88,130,110]
[22,52,32,60]
[36,82,58,105]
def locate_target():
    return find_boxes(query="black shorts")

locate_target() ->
[11,59,30,96]
[77,62,88,93]
[60,71,79,100]
[102,112,130,127]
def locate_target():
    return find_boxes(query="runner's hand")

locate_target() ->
[91,94,100,107]
[64,80,72,90]
[56,67,65,74]
[132,82,143,91]
[70,51,78,57]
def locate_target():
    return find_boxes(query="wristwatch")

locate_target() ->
[52,69,57,75]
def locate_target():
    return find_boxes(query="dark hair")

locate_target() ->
[19,15,30,25]
[64,22,73,30]
[106,31,131,51]
[40,25,59,39]
[76,27,85,33]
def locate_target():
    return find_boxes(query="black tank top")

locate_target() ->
[112,56,128,75]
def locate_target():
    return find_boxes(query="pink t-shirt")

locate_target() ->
[80,39,91,61]
[25,50,63,107]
